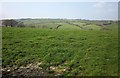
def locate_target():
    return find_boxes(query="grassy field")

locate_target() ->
[2,20,118,76]
[19,19,117,30]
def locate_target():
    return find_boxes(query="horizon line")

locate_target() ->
[1,17,118,21]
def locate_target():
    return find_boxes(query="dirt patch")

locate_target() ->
[1,62,67,77]
[1,62,48,77]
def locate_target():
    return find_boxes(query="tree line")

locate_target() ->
[2,19,25,27]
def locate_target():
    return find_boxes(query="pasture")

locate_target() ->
[2,19,118,76]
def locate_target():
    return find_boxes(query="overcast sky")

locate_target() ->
[0,0,119,20]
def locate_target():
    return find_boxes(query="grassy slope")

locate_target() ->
[21,19,118,31]
[58,23,81,30]
[2,27,118,76]
[0,27,2,66]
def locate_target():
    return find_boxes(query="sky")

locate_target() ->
[0,0,119,2]
[0,0,119,20]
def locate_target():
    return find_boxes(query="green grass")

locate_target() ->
[80,24,101,30]
[58,23,80,30]
[0,27,2,66]
[2,26,118,76]
[20,19,118,31]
